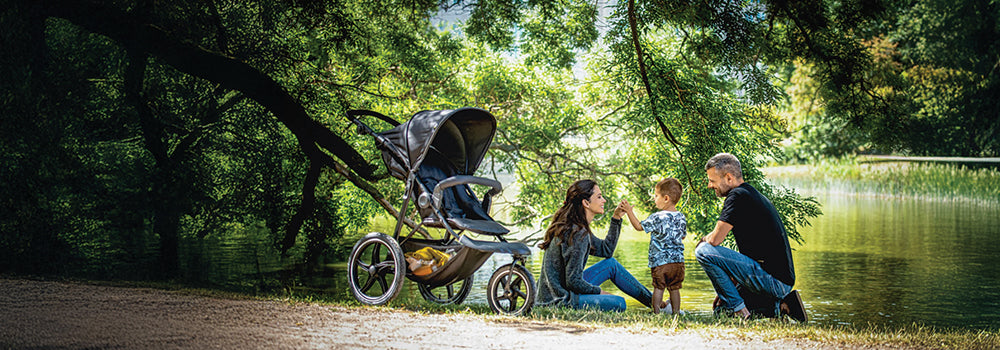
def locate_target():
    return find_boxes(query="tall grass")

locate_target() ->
[764,159,1000,206]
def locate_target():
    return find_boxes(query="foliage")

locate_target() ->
[468,0,830,243]
[779,0,999,159]
[8,0,990,285]
[779,60,869,163]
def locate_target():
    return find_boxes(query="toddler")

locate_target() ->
[623,178,687,314]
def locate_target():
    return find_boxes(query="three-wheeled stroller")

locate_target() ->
[344,108,535,315]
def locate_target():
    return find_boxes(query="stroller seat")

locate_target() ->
[422,217,509,235]
[417,147,509,236]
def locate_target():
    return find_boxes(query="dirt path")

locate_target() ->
[1,278,833,349]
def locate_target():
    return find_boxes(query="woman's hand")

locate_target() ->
[612,200,628,219]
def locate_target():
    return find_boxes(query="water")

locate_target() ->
[192,180,1000,330]
[785,189,1000,329]
[411,184,1000,330]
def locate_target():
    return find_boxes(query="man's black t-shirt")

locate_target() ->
[718,183,796,286]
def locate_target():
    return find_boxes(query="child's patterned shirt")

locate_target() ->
[641,210,687,268]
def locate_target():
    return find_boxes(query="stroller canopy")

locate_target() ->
[378,108,496,179]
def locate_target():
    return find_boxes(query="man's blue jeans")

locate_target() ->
[574,258,653,312]
[695,242,791,314]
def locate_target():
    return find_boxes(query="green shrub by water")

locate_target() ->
[765,159,1000,206]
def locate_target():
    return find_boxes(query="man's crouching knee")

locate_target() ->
[695,241,715,265]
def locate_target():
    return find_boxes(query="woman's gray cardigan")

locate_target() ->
[536,218,622,307]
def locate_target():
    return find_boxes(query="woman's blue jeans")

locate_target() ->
[695,242,792,314]
[574,258,653,312]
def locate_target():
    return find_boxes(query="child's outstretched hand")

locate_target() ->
[620,199,634,213]
[619,199,644,231]
[613,200,629,219]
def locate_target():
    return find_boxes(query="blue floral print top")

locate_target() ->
[641,211,687,267]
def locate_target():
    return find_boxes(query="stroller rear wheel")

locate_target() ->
[347,232,405,305]
[418,276,473,304]
[487,263,535,315]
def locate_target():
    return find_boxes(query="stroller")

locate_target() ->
[344,108,535,315]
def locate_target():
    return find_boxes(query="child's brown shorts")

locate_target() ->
[651,262,685,291]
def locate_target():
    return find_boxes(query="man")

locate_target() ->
[695,153,807,322]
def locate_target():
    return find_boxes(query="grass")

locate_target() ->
[765,158,1000,206]
[369,298,1000,350]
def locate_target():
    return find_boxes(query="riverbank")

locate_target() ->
[2,277,996,349]
[764,160,1000,205]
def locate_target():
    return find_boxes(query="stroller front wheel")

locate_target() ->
[487,263,535,315]
[347,232,405,305]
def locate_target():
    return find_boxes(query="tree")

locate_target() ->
[777,0,999,159]
[3,0,881,280]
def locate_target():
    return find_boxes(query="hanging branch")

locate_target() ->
[627,0,702,197]
[43,0,432,254]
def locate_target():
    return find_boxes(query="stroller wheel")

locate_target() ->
[487,263,535,315]
[347,232,405,305]
[418,276,473,305]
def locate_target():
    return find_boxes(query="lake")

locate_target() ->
[190,175,1000,330]
[386,179,1000,330]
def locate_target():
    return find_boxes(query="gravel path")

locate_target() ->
[0,278,834,349]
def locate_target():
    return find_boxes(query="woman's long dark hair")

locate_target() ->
[538,179,596,250]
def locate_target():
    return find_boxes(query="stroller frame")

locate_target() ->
[345,108,535,315]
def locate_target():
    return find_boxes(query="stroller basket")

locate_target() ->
[400,238,492,288]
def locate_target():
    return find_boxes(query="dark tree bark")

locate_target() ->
[38,0,412,258]
[41,0,375,180]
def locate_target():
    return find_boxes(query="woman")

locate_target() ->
[535,179,658,311]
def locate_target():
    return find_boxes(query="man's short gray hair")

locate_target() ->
[705,153,743,179]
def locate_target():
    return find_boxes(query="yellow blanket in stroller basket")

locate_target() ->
[404,247,451,276]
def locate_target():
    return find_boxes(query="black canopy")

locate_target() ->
[377,108,496,179]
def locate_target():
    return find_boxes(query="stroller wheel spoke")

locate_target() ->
[359,274,377,293]
[370,244,383,266]
[376,274,389,292]
[512,287,527,300]
[508,294,520,311]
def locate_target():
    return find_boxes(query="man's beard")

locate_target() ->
[715,184,732,197]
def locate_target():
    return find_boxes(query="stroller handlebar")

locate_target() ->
[345,110,401,133]
[432,175,503,212]
[345,110,409,173]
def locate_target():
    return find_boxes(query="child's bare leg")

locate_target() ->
[669,289,681,314]
[652,288,665,314]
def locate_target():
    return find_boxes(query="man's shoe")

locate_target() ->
[780,290,808,323]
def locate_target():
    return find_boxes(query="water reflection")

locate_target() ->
[186,182,1000,330]
[790,190,1000,330]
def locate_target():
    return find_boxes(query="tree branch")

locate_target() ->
[42,0,378,181]
[627,0,702,197]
